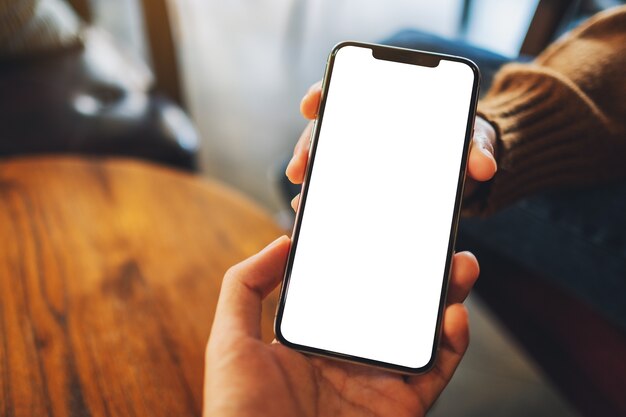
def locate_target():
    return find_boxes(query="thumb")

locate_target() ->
[211,236,291,341]
[467,117,498,182]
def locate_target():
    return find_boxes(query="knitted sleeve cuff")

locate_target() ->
[462,63,613,216]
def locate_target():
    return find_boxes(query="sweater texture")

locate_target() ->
[469,6,626,215]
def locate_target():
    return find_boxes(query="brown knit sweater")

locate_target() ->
[469,6,626,216]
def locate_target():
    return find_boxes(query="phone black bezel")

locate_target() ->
[274,41,481,375]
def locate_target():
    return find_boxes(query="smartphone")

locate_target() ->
[275,42,480,374]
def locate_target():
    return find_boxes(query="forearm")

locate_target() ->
[465,6,626,215]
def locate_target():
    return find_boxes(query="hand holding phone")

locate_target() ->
[204,42,493,417]
[277,42,488,373]
[204,235,479,417]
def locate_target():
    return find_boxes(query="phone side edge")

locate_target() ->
[273,40,340,348]
[418,54,482,374]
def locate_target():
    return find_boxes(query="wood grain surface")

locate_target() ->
[0,157,283,417]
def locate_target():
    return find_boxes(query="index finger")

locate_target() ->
[300,81,322,119]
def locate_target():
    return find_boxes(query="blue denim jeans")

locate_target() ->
[382,30,626,330]
[382,30,519,93]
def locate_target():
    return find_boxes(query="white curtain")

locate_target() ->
[170,0,462,210]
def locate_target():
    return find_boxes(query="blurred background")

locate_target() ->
[2,0,625,416]
[77,0,543,214]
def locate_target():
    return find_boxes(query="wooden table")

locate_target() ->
[0,157,283,417]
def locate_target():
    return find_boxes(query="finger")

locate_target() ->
[447,251,479,304]
[290,194,300,212]
[211,236,291,341]
[467,120,497,182]
[286,121,314,184]
[407,303,469,406]
[300,81,322,119]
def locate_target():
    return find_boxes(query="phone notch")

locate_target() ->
[371,46,440,68]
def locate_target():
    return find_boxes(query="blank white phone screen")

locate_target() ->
[280,45,475,369]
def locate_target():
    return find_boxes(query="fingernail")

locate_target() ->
[291,195,300,211]
[300,95,309,111]
[307,82,321,93]
[480,147,498,172]
[263,235,288,252]
[480,147,493,158]
[293,139,302,155]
